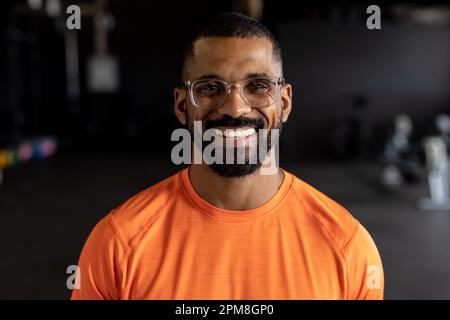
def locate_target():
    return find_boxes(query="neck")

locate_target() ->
[188,163,284,211]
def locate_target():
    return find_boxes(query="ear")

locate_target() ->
[174,87,188,125]
[280,83,292,123]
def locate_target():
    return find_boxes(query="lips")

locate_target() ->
[213,127,256,138]
[203,115,265,148]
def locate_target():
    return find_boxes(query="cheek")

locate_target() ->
[274,104,284,126]
[278,108,284,125]
[260,107,281,129]
[187,107,214,129]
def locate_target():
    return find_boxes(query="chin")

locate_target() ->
[208,163,262,178]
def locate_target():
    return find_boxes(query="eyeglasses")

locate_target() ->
[184,76,286,110]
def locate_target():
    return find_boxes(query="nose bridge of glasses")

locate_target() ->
[225,81,243,93]
[217,81,249,111]
[224,81,248,103]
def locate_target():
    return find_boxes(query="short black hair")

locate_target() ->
[181,12,283,80]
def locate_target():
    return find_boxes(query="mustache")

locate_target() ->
[204,115,266,131]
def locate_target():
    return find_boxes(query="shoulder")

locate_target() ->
[106,169,184,249]
[287,171,360,251]
[287,171,383,293]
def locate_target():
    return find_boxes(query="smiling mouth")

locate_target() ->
[213,127,257,138]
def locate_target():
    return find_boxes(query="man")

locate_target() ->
[72,12,384,300]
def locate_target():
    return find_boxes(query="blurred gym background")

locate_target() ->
[0,0,449,299]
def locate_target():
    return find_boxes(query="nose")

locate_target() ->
[216,84,252,118]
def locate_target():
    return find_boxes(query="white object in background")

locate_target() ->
[395,114,412,138]
[424,136,447,170]
[419,136,450,210]
[391,114,412,154]
[27,0,43,11]
[381,165,402,186]
[87,54,120,93]
[436,114,450,135]
[46,0,61,17]
[381,114,413,187]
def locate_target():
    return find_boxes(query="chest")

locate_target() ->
[121,220,347,299]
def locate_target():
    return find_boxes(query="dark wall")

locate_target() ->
[278,20,450,161]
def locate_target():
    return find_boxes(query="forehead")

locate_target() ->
[188,37,279,80]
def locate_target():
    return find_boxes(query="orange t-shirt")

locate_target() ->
[71,167,384,300]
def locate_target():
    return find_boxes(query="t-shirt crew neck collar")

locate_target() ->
[179,166,294,223]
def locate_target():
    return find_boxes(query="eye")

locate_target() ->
[195,81,225,96]
[246,80,271,94]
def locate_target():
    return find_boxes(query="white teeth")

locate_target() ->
[214,129,223,136]
[219,128,257,138]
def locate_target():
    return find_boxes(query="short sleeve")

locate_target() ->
[344,223,384,300]
[71,213,126,300]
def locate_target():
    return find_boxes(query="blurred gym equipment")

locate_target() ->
[0,136,58,188]
[232,0,264,20]
[381,114,421,186]
[86,0,119,93]
[435,114,450,152]
[419,135,450,210]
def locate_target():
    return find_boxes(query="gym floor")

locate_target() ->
[1,152,449,299]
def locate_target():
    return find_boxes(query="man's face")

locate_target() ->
[174,37,292,177]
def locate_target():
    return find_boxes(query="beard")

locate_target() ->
[187,113,282,178]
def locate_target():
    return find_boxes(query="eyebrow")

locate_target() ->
[246,73,270,78]
[197,74,221,80]
[196,72,272,81]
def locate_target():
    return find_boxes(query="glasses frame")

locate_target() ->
[183,76,286,110]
